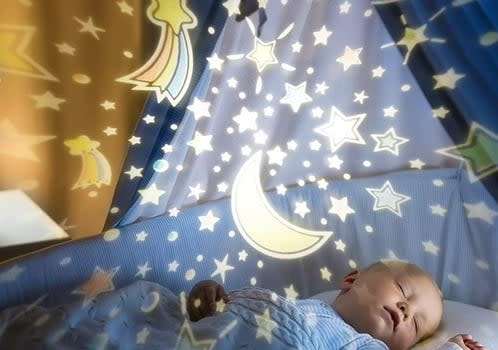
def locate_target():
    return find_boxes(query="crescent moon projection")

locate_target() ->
[141,291,161,313]
[231,151,332,259]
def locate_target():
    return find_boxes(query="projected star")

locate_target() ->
[222,0,241,16]
[328,196,355,222]
[72,266,119,305]
[206,53,224,71]
[210,254,234,283]
[294,201,310,218]
[136,327,149,344]
[320,267,332,281]
[383,106,398,117]
[135,262,152,278]
[117,0,133,16]
[188,183,205,200]
[366,181,411,217]
[409,159,425,169]
[55,42,76,55]
[433,68,465,89]
[175,321,215,350]
[255,309,277,343]
[371,127,409,155]
[128,136,141,145]
[31,90,65,110]
[353,90,368,104]
[280,81,312,113]
[199,210,220,231]
[74,16,105,40]
[336,46,362,71]
[463,201,497,224]
[187,131,213,155]
[138,183,165,205]
[143,115,155,124]
[125,165,143,179]
[432,106,449,119]
[334,239,346,252]
[437,122,498,181]
[153,0,194,34]
[430,204,447,216]
[372,66,385,78]
[284,284,299,300]
[238,250,248,261]
[422,240,439,256]
[187,97,211,120]
[168,260,179,272]
[103,127,117,136]
[233,107,258,132]
[267,146,287,166]
[101,100,115,110]
[314,106,366,152]
[340,1,352,13]
[327,155,343,169]
[246,37,278,72]
[313,25,332,46]
[136,230,148,241]
[0,265,24,282]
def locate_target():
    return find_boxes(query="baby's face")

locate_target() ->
[333,262,442,350]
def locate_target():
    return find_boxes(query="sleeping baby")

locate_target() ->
[188,260,487,350]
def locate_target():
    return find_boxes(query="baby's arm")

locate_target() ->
[443,334,487,350]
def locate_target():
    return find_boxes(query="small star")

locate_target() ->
[74,16,105,40]
[430,204,447,216]
[188,183,205,201]
[372,66,385,78]
[223,0,241,16]
[463,201,498,224]
[103,127,117,136]
[217,182,228,192]
[320,267,332,281]
[263,106,274,117]
[280,81,312,113]
[59,218,76,231]
[433,68,465,89]
[138,183,165,205]
[142,114,155,124]
[291,41,303,53]
[199,210,220,231]
[210,254,234,283]
[336,46,362,71]
[371,127,409,155]
[128,136,141,145]
[136,327,149,344]
[329,196,355,222]
[233,107,258,132]
[101,100,115,110]
[238,250,248,261]
[284,285,299,300]
[162,144,173,153]
[383,106,398,117]
[168,260,179,272]
[135,262,152,278]
[0,265,24,282]
[276,184,287,195]
[169,208,180,217]
[309,140,321,151]
[55,42,76,55]
[227,77,238,88]
[315,82,329,94]
[327,154,343,169]
[313,25,332,46]
[136,230,148,241]
[294,201,310,218]
[125,165,143,179]
[254,130,268,144]
[206,53,224,71]
[267,146,287,166]
[366,180,411,217]
[311,107,324,118]
[317,179,328,190]
[187,97,211,120]
[409,159,425,169]
[31,91,65,110]
[187,131,213,155]
[422,240,439,256]
[334,239,346,252]
[353,90,369,104]
[287,140,298,150]
[339,0,352,13]
[241,145,252,156]
[221,152,232,162]
[117,0,133,16]
[433,106,450,119]
[255,309,277,343]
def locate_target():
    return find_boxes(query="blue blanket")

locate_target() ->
[0,281,320,349]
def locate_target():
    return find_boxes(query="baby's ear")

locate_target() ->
[339,270,360,290]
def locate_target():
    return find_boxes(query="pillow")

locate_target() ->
[311,291,498,349]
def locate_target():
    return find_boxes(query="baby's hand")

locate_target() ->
[448,334,486,350]
[187,280,229,322]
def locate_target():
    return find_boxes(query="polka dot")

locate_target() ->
[167,231,178,242]
[269,169,277,176]
[343,173,351,180]
[303,160,311,168]
[103,229,121,241]
[479,31,498,46]
[213,165,221,173]
[432,179,444,187]
[306,67,314,74]
[308,175,316,182]
[226,127,234,134]
[476,259,489,270]
[88,191,98,198]
[194,298,201,308]
[153,159,169,172]
[239,92,246,99]
[257,260,264,268]
[228,230,235,237]
[72,73,91,84]
[212,87,219,94]
[185,269,196,281]
[321,218,328,225]
[250,277,257,285]
[365,225,373,233]
[363,160,371,167]
[297,179,305,186]
[401,84,411,92]
[176,165,184,171]
[281,0,287,4]
[208,26,215,35]
[110,207,120,214]
[170,124,178,130]
[123,50,133,58]
[59,257,72,266]
[348,260,357,269]
[448,273,460,284]
[196,255,203,262]
[34,314,51,327]
[266,94,273,101]
[364,9,373,17]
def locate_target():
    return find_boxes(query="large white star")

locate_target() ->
[138,183,165,205]
[433,68,465,89]
[187,131,213,155]
[254,309,277,343]
[206,53,224,71]
[328,196,355,222]
[336,46,362,71]
[246,37,278,72]
[233,107,258,133]
[280,81,312,113]
[125,165,143,180]
[314,106,366,152]
[313,25,332,46]
[463,201,498,224]
[210,254,234,283]
[187,97,211,120]
[371,127,409,156]
[366,181,411,217]
[199,210,220,231]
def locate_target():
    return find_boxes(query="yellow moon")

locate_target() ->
[141,291,161,313]
[231,151,332,259]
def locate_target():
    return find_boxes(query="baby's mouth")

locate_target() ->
[384,306,400,331]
